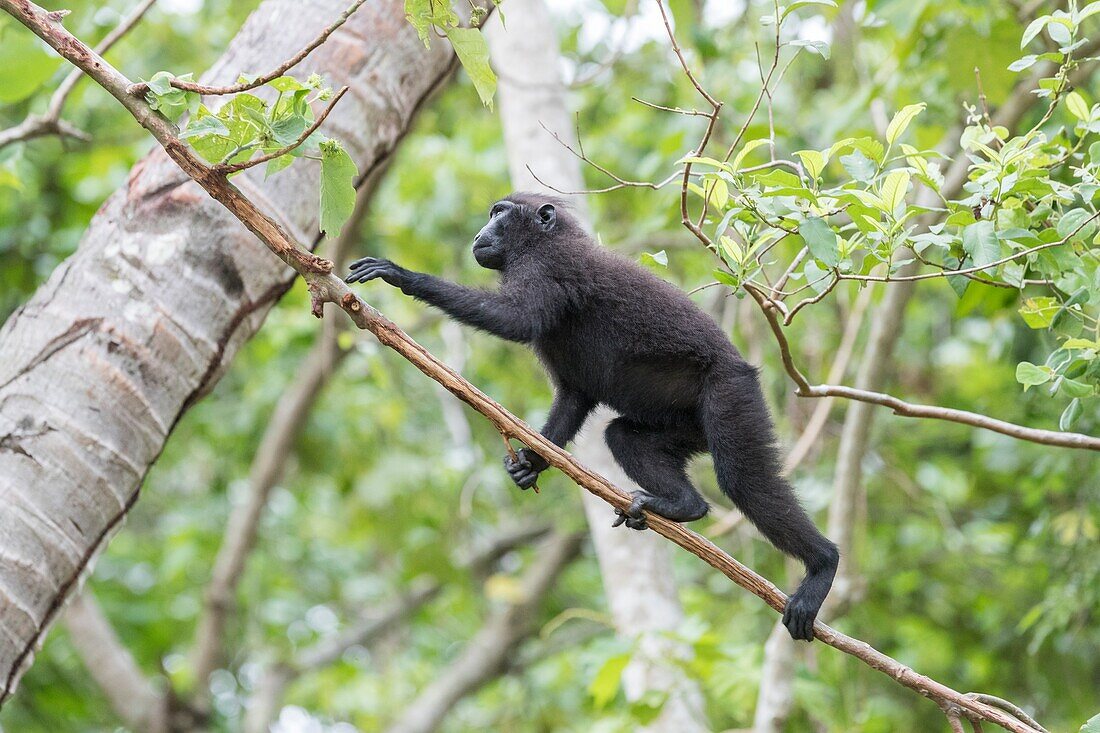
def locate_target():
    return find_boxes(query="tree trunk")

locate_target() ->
[0,0,467,703]
[486,5,709,730]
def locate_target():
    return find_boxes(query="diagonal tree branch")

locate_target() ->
[64,590,168,733]
[382,531,584,733]
[243,580,442,733]
[242,520,551,733]
[0,4,1048,731]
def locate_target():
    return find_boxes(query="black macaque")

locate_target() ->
[346,193,838,640]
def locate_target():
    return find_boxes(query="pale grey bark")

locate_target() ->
[486,4,709,730]
[0,0,467,702]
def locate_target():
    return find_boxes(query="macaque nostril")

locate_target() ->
[474,233,482,243]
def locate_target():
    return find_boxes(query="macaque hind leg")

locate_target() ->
[604,417,709,530]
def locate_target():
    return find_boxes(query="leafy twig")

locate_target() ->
[211,86,348,174]
[127,0,367,97]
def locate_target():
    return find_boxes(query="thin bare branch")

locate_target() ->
[744,282,1100,451]
[841,209,1100,285]
[0,0,155,150]
[127,0,367,97]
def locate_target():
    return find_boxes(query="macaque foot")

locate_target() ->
[781,589,820,642]
[611,492,651,531]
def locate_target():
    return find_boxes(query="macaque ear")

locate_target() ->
[537,203,556,230]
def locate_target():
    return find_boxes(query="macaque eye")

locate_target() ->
[490,205,505,219]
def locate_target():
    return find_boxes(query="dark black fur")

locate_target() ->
[346,193,838,640]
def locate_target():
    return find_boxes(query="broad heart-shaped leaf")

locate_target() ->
[445,27,496,108]
[270,114,309,146]
[1057,207,1098,241]
[179,114,230,140]
[800,216,839,267]
[319,140,359,238]
[885,103,926,145]
[795,149,826,179]
[1016,361,1052,387]
[1019,296,1060,328]
[961,220,1000,269]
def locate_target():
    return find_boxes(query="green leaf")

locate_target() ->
[270,114,309,146]
[269,75,307,92]
[1047,19,1071,46]
[1057,208,1097,241]
[1059,378,1094,399]
[445,27,496,108]
[885,103,926,145]
[589,653,630,708]
[781,0,837,20]
[839,151,875,182]
[1067,91,1091,120]
[319,140,359,238]
[879,170,911,214]
[789,39,830,59]
[1016,361,1053,387]
[1019,297,1060,329]
[800,216,839,267]
[731,139,770,170]
[803,259,832,293]
[265,154,295,179]
[1080,3,1100,23]
[1009,54,1038,72]
[0,30,62,103]
[1021,16,1050,48]
[795,149,825,179]
[641,250,668,267]
[712,268,741,288]
[1060,398,1083,430]
[179,115,230,140]
[708,177,729,208]
[961,221,1000,268]
[404,0,459,45]
[1079,712,1100,733]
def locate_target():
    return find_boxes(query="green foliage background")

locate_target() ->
[1,0,1098,731]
